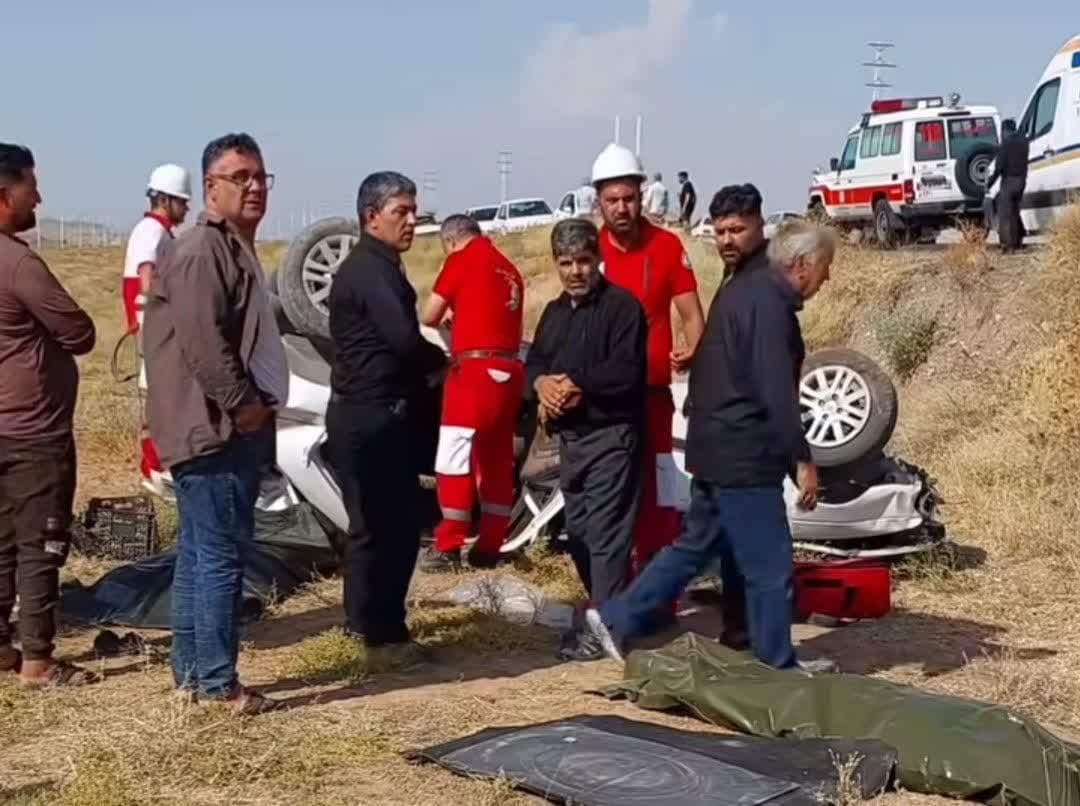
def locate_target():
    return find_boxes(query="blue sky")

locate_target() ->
[7,1,1076,236]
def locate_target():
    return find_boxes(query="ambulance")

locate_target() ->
[990,34,1080,234]
[808,94,1001,247]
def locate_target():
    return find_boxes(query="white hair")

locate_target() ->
[767,220,839,268]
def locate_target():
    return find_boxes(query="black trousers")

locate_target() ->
[559,423,641,605]
[998,176,1026,251]
[0,433,77,661]
[325,399,421,645]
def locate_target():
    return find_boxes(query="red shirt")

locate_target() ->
[599,219,698,386]
[433,236,524,355]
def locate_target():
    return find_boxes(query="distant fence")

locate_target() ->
[26,217,125,250]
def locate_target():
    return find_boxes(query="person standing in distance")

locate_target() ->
[677,171,697,230]
[591,143,705,611]
[143,133,287,714]
[0,143,98,687]
[985,118,1029,254]
[121,164,191,334]
[420,214,525,572]
[326,172,446,659]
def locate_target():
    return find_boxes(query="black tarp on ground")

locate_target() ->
[599,633,1080,806]
[59,503,341,629]
[409,714,897,806]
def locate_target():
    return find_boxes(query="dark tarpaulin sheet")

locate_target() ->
[599,633,1080,806]
[409,714,897,806]
[59,503,340,629]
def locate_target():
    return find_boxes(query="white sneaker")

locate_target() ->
[797,657,838,674]
[585,609,625,663]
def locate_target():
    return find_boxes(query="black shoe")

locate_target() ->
[419,547,462,573]
[557,626,606,662]
[466,548,501,569]
[718,628,750,651]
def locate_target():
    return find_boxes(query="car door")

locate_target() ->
[833,133,863,221]
[556,192,575,220]
[1018,74,1066,232]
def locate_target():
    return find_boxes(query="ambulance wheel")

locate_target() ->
[279,217,360,340]
[873,199,898,249]
[799,348,898,469]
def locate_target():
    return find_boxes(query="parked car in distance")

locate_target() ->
[691,210,803,241]
[489,198,556,234]
[466,205,500,233]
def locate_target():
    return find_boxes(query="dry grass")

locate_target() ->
[12,211,1080,805]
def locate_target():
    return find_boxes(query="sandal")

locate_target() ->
[20,660,101,689]
[0,646,21,675]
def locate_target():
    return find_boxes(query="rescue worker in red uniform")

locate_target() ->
[419,214,525,572]
[591,144,705,598]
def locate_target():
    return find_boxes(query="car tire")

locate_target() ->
[278,217,360,340]
[873,199,897,249]
[800,348,898,469]
[956,144,997,200]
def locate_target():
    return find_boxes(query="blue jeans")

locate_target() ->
[170,435,262,697]
[599,479,796,669]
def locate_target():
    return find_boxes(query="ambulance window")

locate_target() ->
[559,194,574,213]
[1024,78,1061,140]
[947,117,999,161]
[840,134,860,171]
[915,121,946,161]
[880,123,902,156]
[860,126,882,159]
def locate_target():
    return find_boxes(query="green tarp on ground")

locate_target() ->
[599,633,1080,806]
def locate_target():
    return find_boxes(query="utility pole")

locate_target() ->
[497,150,512,203]
[422,170,439,217]
[634,115,643,157]
[614,115,621,146]
[864,42,897,101]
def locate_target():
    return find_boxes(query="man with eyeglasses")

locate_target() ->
[143,132,288,716]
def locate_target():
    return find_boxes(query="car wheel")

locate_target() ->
[799,348,898,469]
[956,144,996,200]
[278,217,360,340]
[873,199,897,249]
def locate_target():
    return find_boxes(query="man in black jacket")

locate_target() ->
[986,118,1029,253]
[561,188,835,670]
[526,218,646,611]
[326,171,446,654]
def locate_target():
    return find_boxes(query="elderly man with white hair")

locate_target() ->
[560,184,838,672]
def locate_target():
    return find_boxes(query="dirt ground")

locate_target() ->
[3,225,1080,805]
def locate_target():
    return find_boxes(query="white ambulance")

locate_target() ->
[989,34,1080,234]
[809,94,1001,246]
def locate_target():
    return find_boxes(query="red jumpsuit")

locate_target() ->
[599,219,698,572]
[432,236,525,555]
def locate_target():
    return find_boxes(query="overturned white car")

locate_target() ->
[140,217,945,561]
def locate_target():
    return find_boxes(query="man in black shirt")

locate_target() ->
[326,170,446,652]
[986,118,1029,253]
[525,218,646,611]
[677,171,696,229]
[562,188,835,671]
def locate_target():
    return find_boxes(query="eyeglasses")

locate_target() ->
[210,170,275,190]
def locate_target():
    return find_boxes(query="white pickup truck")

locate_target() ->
[468,198,555,234]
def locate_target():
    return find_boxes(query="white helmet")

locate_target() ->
[147,164,192,200]
[591,143,646,186]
